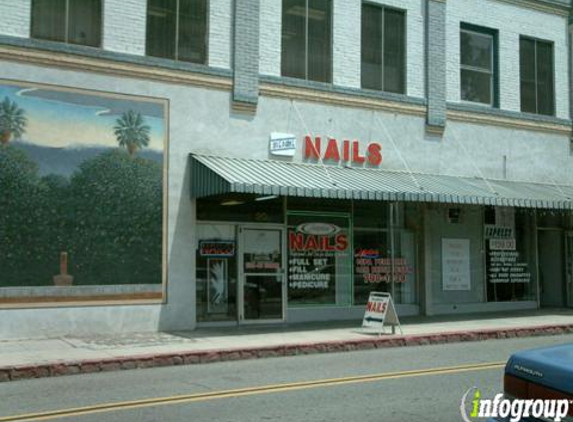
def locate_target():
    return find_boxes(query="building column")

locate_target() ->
[569,13,573,154]
[426,0,447,135]
[103,0,147,55]
[0,0,31,39]
[422,204,433,316]
[232,0,260,112]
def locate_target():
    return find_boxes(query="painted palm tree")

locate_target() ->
[113,110,151,156]
[0,97,27,145]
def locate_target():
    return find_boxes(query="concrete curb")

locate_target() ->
[2,324,573,383]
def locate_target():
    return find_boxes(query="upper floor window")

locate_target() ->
[361,4,406,94]
[146,0,208,64]
[460,24,497,106]
[281,0,332,83]
[31,0,102,47]
[520,37,554,116]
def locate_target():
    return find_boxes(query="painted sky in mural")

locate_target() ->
[0,83,165,151]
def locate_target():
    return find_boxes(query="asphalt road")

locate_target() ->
[1,334,572,422]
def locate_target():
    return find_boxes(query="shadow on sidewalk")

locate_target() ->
[166,308,573,340]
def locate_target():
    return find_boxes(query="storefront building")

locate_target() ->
[0,0,572,338]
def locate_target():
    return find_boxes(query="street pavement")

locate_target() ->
[1,334,572,422]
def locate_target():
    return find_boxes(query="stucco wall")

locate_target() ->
[0,55,570,337]
[0,61,199,339]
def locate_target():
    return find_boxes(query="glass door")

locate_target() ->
[566,232,573,308]
[239,227,285,323]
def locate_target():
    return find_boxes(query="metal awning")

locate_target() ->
[189,154,573,209]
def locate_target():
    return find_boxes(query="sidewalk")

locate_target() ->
[2,309,573,382]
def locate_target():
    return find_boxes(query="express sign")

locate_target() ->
[304,136,382,166]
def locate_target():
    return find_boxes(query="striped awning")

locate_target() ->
[189,154,573,209]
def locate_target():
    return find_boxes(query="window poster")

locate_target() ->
[207,259,228,314]
[485,226,531,284]
[354,251,412,284]
[353,230,417,305]
[287,216,350,305]
[243,229,281,273]
[195,224,237,322]
[442,238,471,291]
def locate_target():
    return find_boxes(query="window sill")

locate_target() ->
[448,101,568,124]
[458,99,497,109]
[0,34,232,80]
[260,74,425,109]
[447,102,571,135]
[30,36,102,50]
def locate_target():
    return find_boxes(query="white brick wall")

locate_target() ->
[259,0,282,77]
[333,0,360,88]
[0,0,31,38]
[103,0,146,55]
[447,0,570,119]
[261,0,425,97]
[209,0,232,69]
[0,0,569,118]
[340,0,426,97]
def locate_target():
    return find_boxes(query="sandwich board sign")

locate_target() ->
[362,292,402,335]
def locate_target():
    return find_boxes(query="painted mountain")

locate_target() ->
[11,141,163,177]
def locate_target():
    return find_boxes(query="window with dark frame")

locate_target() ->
[281,0,332,83]
[31,0,102,47]
[520,37,555,116]
[146,0,208,65]
[361,3,406,94]
[460,25,497,106]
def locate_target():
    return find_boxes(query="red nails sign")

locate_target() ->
[304,136,383,166]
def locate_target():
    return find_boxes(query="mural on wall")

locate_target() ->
[0,80,166,292]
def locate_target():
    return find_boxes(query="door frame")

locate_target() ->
[566,231,573,308]
[537,227,566,308]
[238,224,287,324]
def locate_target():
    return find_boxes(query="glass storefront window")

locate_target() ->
[486,209,537,302]
[353,229,417,305]
[287,213,352,306]
[354,230,390,303]
[196,199,421,314]
[353,200,388,229]
[242,228,283,320]
[196,224,237,322]
[392,230,418,304]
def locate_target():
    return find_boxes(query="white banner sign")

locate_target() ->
[484,225,514,239]
[269,132,296,156]
[442,238,471,291]
[489,238,516,251]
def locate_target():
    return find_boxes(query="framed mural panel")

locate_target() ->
[0,79,168,306]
